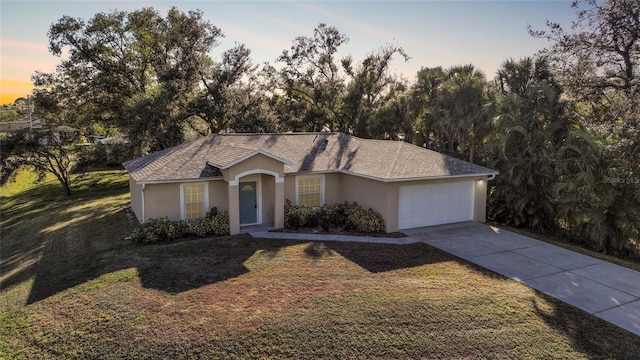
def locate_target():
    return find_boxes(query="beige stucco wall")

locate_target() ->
[128,177,143,222]
[261,174,275,223]
[474,178,488,223]
[284,175,295,204]
[324,173,343,205]
[144,182,181,221]
[224,154,285,181]
[209,180,228,212]
[340,174,399,233]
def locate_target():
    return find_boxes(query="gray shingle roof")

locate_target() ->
[123,133,498,183]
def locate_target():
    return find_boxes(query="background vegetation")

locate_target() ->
[1,0,638,257]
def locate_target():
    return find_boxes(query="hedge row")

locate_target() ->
[284,200,385,233]
[131,208,229,244]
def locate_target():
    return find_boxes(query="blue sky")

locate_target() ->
[0,0,577,103]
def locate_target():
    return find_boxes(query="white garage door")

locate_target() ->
[398,181,475,229]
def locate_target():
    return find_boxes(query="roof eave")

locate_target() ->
[337,169,499,183]
[134,177,225,185]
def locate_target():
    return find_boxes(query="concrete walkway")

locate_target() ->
[250,222,640,336]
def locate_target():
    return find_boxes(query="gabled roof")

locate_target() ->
[123,133,498,183]
[208,149,293,169]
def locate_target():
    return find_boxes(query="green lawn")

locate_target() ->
[1,170,639,359]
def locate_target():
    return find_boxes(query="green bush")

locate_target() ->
[284,199,319,229]
[345,207,385,233]
[131,209,230,245]
[211,210,230,235]
[131,217,173,244]
[284,200,385,233]
[166,220,189,240]
[187,218,212,237]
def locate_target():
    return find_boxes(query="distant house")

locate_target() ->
[0,116,44,133]
[0,118,78,143]
[124,133,498,235]
[51,125,79,143]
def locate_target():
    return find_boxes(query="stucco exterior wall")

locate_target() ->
[144,182,181,221]
[284,175,295,204]
[261,174,275,223]
[128,177,143,222]
[225,154,285,181]
[474,178,488,223]
[323,173,342,205]
[209,180,228,212]
[340,174,398,232]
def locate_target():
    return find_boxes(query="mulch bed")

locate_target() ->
[271,226,407,238]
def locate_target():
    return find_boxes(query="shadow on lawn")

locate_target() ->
[127,237,292,294]
[532,297,640,358]
[0,172,133,305]
[318,241,443,273]
[123,238,447,294]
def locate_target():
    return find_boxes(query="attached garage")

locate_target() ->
[398,180,475,229]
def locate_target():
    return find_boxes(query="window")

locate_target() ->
[181,183,208,219]
[296,175,324,207]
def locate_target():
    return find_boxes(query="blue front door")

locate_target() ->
[239,181,257,225]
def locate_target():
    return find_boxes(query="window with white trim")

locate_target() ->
[181,183,209,219]
[296,175,324,207]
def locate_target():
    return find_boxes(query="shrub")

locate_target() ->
[211,211,230,235]
[284,199,319,229]
[187,218,213,237]
[167,220,189,240]
[345,207,385,233]
[284,200,385,233]
[131,209,230,245]
[131,217,173,244]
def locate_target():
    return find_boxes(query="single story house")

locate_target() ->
[123,133,498,235]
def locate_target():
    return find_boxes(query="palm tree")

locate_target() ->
[440,65,493,163]
[408,65,493,163]
[487,59,569,232]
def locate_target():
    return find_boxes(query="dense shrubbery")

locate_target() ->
[131,207,229,244]
[284,200,385,233]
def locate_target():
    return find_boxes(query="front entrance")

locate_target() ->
[239,181,257,225]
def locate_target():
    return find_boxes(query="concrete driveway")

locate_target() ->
[402,222,640,336]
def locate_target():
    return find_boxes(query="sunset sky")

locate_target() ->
[0,0,577,105]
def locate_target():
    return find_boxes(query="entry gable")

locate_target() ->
[215,150,292,184]
[208,149,293,170]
